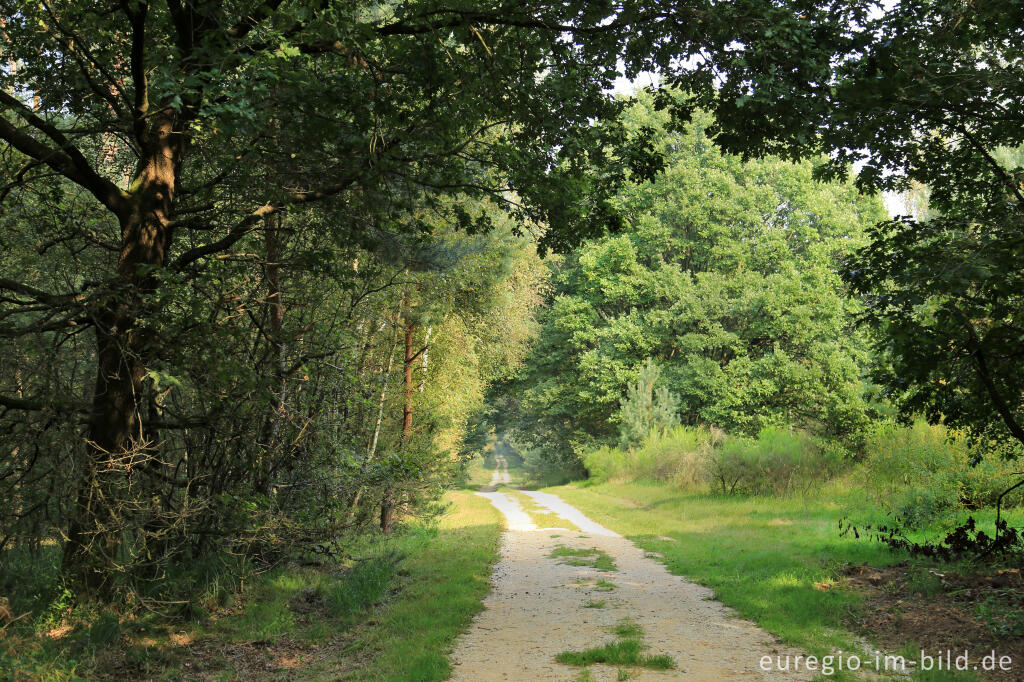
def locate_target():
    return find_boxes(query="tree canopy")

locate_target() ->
[669,0,1024,453]
[0,0,784,593]
[493,97,887,468]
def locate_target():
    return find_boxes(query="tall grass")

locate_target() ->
[584,426,719,486]
[583,424,844,496]
[706,426,846,496]
[861,419,1024,526]
[582,418,1024,523]
[324,550,401,620]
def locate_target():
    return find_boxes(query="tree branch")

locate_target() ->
[225,0,285,40]
[958,125,1024,205]
[951,304,1024,446]
[375,9,625,36]
[0,393,87,413]
[172,178,363,270]
[0,92,128,213]
[124,0,150,145]
[0,278,81,306]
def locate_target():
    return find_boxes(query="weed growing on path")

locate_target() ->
[550,545,617,571]
[557,618,674,670]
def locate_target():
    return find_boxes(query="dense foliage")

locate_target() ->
[2,0,1022,624]
[1,0,763,596]
[494,98,887,468]
[674,0,1024,456]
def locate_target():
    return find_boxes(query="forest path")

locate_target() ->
[480,453,512,491]
[450,468,812,681]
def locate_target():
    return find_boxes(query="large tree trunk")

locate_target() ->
[62,115,180,594]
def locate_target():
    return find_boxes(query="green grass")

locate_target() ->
[611,618,643,639]
[548,480,1024,681]
[556,639,674,669]
[548,481,896,678]
[583,600,606,609]
[556,618,674,670]
[321,490,503,680]
[0,489,503,681]
[550,545,616,571]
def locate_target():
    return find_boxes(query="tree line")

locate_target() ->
[2,0,1022,600]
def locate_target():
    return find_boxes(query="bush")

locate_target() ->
[584,426,719,486]
[618,360,680,449]
[862,420,1024,527]
[584,425,845,495]
[705,427,845,495]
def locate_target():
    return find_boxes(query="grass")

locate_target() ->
[556,618,674,670]
[583,600,606,608]
[547,481,894,677]
[499,488,581,531]
[0,489,503,681]
[548,480,1024,680]
[556,639,674,669]
[611,619,643,639]
[550,545,616,571]
[310,490,502,680]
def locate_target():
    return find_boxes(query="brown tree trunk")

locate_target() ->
[402,320,415,438]
[258,213,286,495]
[380,316,416,533]
[62,115,180,594]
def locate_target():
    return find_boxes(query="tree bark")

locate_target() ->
[62,114,181,593]
[258,213,286,495]
[380,314,416,533]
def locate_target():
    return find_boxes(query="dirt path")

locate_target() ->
[482,454,512,490]
[451,470,812,681]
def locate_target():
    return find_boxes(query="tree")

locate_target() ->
[846,212,1024,456]
[618,359,679,449]
[495,96,887,465]
[1,0,704,590]
[671,0,1024,454]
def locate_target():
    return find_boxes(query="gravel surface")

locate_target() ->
[450,465,813,681]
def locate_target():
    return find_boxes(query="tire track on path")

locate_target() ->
[451,463,812,680]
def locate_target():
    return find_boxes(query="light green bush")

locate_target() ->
[585,425,846,495]
[705,427,845,495]
[861,420,1024,526]
[584,426,718,486]
[618,360,680,449]
[633,426,717,487]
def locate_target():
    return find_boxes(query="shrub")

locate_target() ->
[324,550,402,620]
[618,360,680,449]
[705,427,845,495]
[584,426,718,486]
[584,425,845,495]
[861,420,1024,527]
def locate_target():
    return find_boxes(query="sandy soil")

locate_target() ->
[482,454,512,490]
[451,471,812,681]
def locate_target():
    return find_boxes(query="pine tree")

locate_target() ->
[618,360,680,449]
